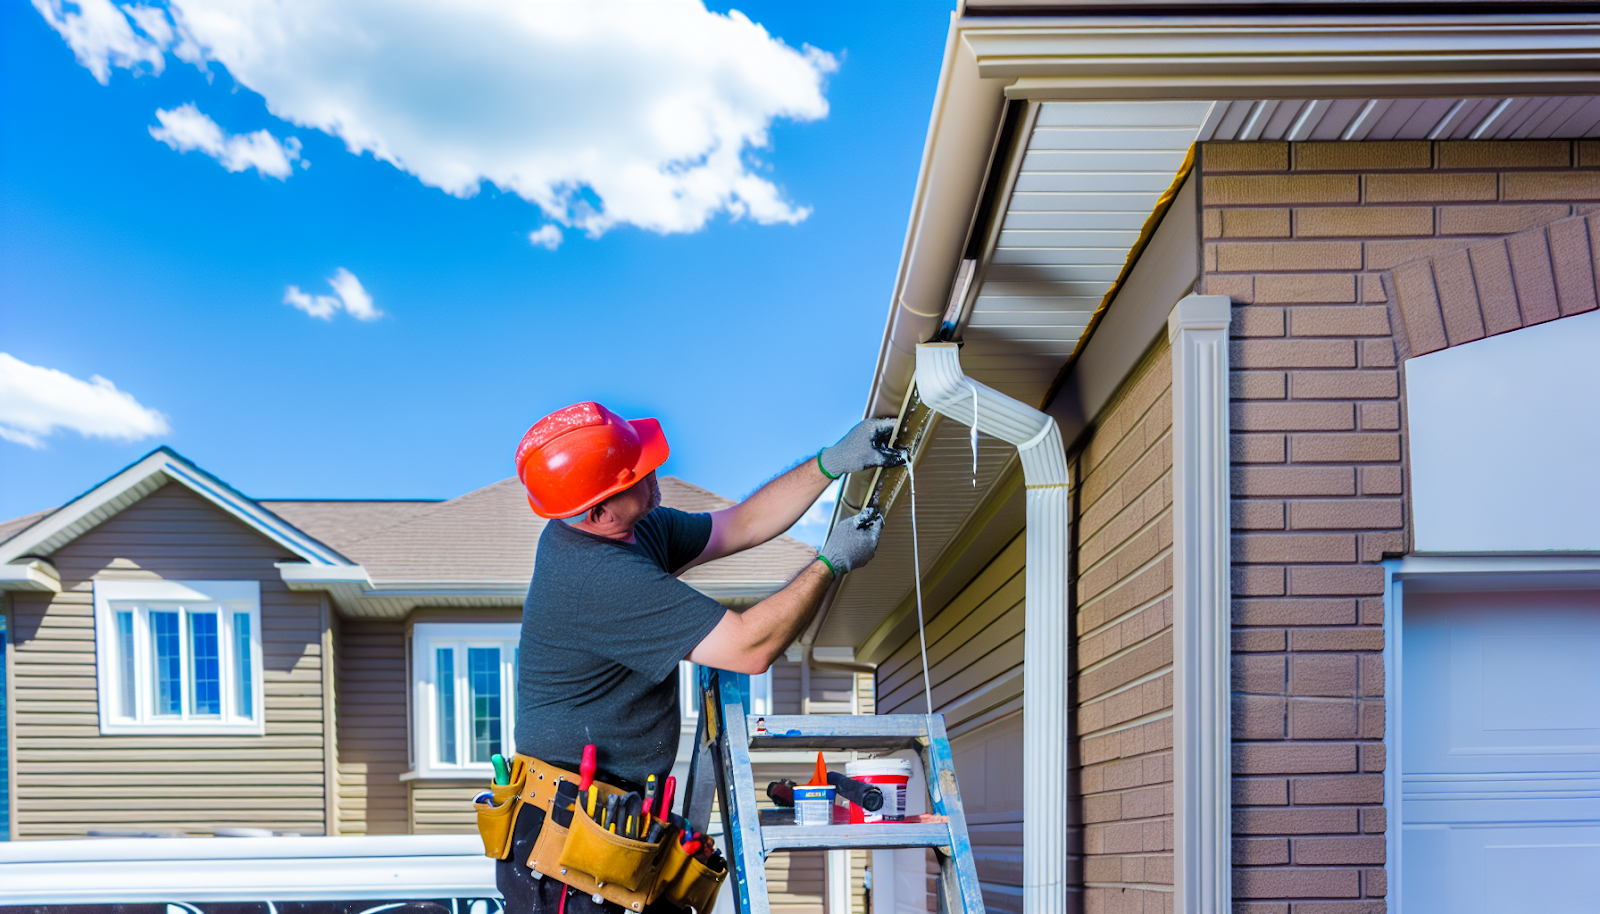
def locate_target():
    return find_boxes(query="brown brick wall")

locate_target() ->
[1070,339,1176,914]
[1201,138,1600,914]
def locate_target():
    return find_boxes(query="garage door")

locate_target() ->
[1403,589,1600,913]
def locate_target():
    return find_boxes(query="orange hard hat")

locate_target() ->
[515,401,670,519]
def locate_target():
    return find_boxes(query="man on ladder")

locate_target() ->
[496,401,902,914]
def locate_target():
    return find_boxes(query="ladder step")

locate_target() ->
[759,823,953,852]
[747,714,929,751]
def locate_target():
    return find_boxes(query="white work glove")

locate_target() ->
[817,509,884,577]
[818,419,906,479]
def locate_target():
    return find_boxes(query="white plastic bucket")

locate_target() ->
[845,758,912,823]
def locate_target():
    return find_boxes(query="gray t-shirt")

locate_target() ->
[515,507,727,786]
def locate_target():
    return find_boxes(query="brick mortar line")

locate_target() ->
[1076,502,1175,584]
[1078,666,1174,722]
[1076,589,1175,646]
[1078,617,1173,678]
[1077,427,1174,527]
[1077,704,1174,742]
[1075,560,1174,630]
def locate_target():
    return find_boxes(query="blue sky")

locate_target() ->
[0,1,954,542]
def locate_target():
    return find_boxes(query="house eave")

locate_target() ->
[277,563,788,618]
[0,560,62,593]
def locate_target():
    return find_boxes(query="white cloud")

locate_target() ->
[0,352,170,448]
[528,225,563,250]
[32,0,166,85]
[150,103,303,179]
[36,0,835,236]
[285,268,382,321]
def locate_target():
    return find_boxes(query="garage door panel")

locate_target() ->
[1404,588,1600,912]
[1404,823,1600,914]
[1405,592,1600,775]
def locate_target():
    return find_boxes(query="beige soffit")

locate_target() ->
[866,10,1600,420]
[832,10,1600,655]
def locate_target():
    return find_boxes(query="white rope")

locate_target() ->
[903,452,934,716]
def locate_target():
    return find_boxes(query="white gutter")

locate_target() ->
[0,835,494,903]
[0,559,61,593]
[915,342,1069,914]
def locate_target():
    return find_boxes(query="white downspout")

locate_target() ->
[914,342,1070,914]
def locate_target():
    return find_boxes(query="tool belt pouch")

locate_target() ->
[475,776,525,860]
[559,806,666,908]
[654,837,727,914]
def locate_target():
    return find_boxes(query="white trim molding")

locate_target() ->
[958,14,1600,100]
[1167,294,1232,914]
[410,622,520,779]
[92,579,265,737]
[916,342,1070,914]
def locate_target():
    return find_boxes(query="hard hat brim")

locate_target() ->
[528,416,670,519]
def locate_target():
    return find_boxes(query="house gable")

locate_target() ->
[7,481,333,838]
[0,447,349,570]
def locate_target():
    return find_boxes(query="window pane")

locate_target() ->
[233,613,253,719]
[151,611,182,716]
[189,612,221,716]
[116,611,137,719]
[468,647,502,764]
[435,648,456,765]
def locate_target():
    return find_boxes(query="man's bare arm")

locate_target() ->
[687,561,833,674]
[684,459,829,571]
[682,419,902,571]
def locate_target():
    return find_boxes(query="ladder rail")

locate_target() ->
[701,669,986,914]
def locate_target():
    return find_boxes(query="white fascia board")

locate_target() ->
[959,14,1600,99]
[276,562,374,587]
[0,560,61,593]
[0,835,492,903]
[0,448,351,568]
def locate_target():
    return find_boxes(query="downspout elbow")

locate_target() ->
[914,342,1068,488]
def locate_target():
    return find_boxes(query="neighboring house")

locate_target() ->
[0,447,873,912]
[810,5,1600,914]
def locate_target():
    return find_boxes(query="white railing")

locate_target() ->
[0,834,497,904]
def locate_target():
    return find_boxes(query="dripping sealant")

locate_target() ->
[901,450,935,716]
[969,382,980,486]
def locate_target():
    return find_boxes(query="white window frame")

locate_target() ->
[93,580,264,736]
[412,623,520,779]
[679,661,771,722]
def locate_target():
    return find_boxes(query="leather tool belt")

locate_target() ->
[475,753,726,913]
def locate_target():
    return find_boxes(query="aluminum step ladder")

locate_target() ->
[683,667,985,914]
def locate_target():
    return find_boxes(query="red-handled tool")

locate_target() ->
[578,744,597,791]
[659,774,677,819]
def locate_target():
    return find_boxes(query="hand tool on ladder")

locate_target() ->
[683,667,986,914]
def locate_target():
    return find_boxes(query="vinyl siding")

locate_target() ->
[877,532,1026,914]
[1070,338,1176,912]
[335,618,409,834]
[9,482,329,838]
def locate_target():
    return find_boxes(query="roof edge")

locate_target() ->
[0,447,353,568]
